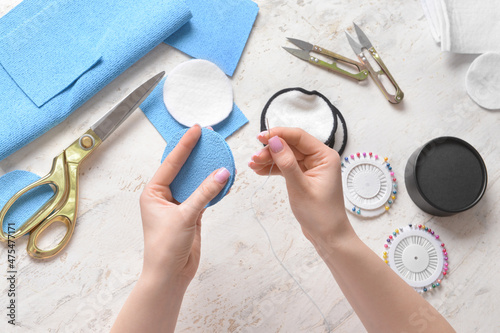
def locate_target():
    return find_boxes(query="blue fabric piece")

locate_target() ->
[161,128,235,207]
[0,1,103,107]
[165,0,259,76]
[0,170,54,234]
[0,0,192,162]
[140,78,248,142]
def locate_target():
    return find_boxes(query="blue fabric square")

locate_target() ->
[165,0,259,76]
[140,78,248,142]
[0,0,104,107]
[160,128,235,207]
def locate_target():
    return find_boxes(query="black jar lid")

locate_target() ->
[405,136,487,216]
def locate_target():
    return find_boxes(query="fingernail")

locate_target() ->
[252,149,264,159]
[214,168,230,183]
[206,126,214,130]
[268,136,283,153]
[257,131,268,139]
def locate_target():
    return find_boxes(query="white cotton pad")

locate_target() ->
[262,88,336,144]
[163,59,234,127]
[465,52,500,110]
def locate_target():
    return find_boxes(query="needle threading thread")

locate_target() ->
[250,123,331,332]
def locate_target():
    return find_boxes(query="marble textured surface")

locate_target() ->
[1,0,499,332]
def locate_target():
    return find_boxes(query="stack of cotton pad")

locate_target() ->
[161,128,235,207]
[163,59,234,127]
[260,88,348,155]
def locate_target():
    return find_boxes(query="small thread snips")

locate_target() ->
[283,23,404,104]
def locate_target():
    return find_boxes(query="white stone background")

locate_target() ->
[0,0,499,332]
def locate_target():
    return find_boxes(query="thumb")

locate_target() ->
[268,136,305,185]
[181,168,230,218]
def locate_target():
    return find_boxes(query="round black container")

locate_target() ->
[405,137,487,216]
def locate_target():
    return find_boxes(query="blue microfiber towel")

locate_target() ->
[0,1,103,107]
[161,128,235,207]
[140,78,248,142]
[0,0,192,162]
[165,0,259,76]
[0,170,54,234]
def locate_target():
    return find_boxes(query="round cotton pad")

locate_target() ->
[465,52,500,110]
[260,88,336,145]
[161,128,235,207]
[163,59,234,127]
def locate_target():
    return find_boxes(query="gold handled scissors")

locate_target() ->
[283,23,404,104]
[0,72,164,259]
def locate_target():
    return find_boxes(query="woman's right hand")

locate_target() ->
[248,127,356,253]
[249,128,456,333]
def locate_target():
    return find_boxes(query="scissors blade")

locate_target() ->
[92,72,165,141]
[345,31,363,55]
[353,23,373,49]
[286,37,314,52]
[283,47,311,61]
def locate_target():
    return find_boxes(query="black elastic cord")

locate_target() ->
[334,103,348,156]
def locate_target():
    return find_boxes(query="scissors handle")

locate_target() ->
[0,129,102,259]
[358,47,404,104]
[0,153,67,241]
[27,162,80,259]
[310,45,369,81]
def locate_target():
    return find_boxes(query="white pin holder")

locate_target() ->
[341,152,397,217]
[382,224,448,293]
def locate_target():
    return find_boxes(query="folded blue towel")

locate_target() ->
[161,128,235,207]
[165,0,259,76]
[0,170,54,233]
[0,0,192,162]
[140,78,248,142]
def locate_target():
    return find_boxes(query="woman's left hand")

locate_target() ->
[139,125,230,285]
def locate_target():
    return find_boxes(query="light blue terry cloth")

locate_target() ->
[0,170,54,234]
[165,0,259,76]
[0,0,192,162]
[161,128,235,207]
[140,78,248,142]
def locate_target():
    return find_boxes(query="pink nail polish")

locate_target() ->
[257,131,268,139]
[268,136,283,153]
[214,168,230,183]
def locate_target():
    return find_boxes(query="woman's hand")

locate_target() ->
[248,127,455,333]
[140,124,230,285]
[112,125,230,333]
[248,127,355,252]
